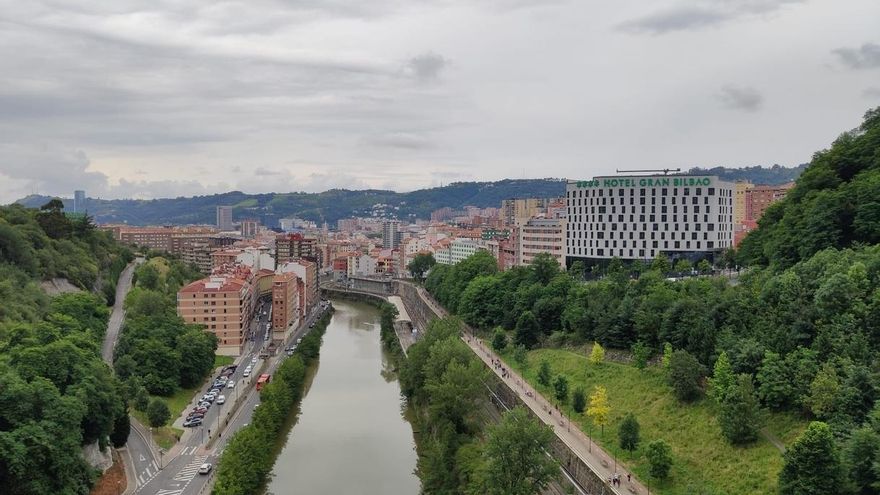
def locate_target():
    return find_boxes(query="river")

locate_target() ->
[266,299,420,494]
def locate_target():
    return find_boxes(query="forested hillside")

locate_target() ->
[739,107,880,268]
[0,202,134,494]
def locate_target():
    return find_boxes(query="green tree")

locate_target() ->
[632,341,651,370]
[146,398,170,428]
[646,439,673,479]
[530,252,560,285]
[779,422,843,495]
[668,349,704,402]
[514,311,541,349]
[136,263,161,291]
[512,345,528,368]
[587,385,610,435]
[708,351,736,405]
[618,412,640,452]
[553,375,569,403]
[662,342,673,370]
[807,364,840,420]
[756,351,794,410]
[134,386,150,412]
[589,341,605,365]
[36,198,72,239]
[651,253,672,273]
[572,387,586,413]
[842,426,880,494]
[697,258,713,274]
[479,407,558,495]
[408,252,436,281]
[491,327,508,352]
[674,258,693,274]
[110,406,131,448]
[537,359,552,387]
[719,374,761,444]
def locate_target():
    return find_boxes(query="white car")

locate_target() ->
[243,369,251,377]
[251,357,257,364]
[226,381,236,389]
[216,395,226,405]
[198,463,212,475]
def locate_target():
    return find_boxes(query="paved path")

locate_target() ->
[102,259,142,364]
[408,282,651,494]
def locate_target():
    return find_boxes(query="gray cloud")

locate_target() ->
[365,132,435,150]
[833,43,880,70]
[405,52,449,81]
[620,0,805,34]
[717,86,764,112]
[865,87,880,98]
[1,0,879,203]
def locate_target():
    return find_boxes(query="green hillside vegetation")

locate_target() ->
[739,107,880,269]
[0,202,133,494]
[114,256,217,397]
[15,164,803,227]
[504,347,805,494]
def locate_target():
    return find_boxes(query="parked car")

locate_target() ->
[192,406,208,414]
[204,394,216,403]
[251,357,258,364]
[198,463,212,475]
[242,369,251,377]
[187,412,204,421]
[183,417,203,427]
[216,395,226,405]
[226,381,236,389]
[209,388,221,395]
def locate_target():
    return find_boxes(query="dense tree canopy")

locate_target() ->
[0,203,133,495]
[739,107,880,268]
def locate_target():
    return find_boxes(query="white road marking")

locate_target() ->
[139,454,146,462]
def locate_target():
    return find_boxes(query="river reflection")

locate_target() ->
[266,299,420,495]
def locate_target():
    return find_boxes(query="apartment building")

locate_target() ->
[177,272,256,356]
[518,217,565,267]
[272,272,300,334]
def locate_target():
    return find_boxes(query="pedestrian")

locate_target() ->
[627,473,631,483]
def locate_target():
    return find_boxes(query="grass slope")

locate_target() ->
[503,347,807,495]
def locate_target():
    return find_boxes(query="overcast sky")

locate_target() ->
[1,0,878,202]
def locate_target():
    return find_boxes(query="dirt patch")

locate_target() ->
[89,450,126,495]
[40,278,82,295]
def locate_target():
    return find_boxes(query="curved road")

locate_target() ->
[102,259,141,364]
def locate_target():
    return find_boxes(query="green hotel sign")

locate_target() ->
[575,177,712,188]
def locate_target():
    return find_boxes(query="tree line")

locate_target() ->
[213,310,332,495]
[0,202,132,494]
[113,257,217,399]
[398,316,559,494]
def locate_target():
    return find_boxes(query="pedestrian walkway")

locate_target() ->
[410,283,651,494]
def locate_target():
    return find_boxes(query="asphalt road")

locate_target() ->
[136,300,328,495]
[102,259,142,365]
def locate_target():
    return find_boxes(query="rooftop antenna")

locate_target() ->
[616,168,681,176]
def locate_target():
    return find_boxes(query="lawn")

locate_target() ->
[214,355,234,368]
[501,347,808,495]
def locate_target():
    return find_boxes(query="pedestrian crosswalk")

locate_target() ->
[172,455,208,483]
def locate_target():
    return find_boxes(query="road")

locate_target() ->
[136,301,329,495]
[102,259,142,365]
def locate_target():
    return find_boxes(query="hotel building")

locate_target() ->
[565,175,734,266]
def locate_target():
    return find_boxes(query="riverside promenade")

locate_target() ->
[411,283,651,495]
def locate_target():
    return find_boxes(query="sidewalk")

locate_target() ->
[412,283,650,494]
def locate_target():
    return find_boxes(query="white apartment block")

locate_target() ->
[565,175,734,265]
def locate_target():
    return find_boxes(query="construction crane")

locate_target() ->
[615,168,681,176]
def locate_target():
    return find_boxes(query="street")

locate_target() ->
[135,301,328,495]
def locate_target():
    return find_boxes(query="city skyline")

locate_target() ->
[1,0,879,204]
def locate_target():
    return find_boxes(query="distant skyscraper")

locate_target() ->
[383,220,401,249]
[217,206,233,231]
[73,190,86,213]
